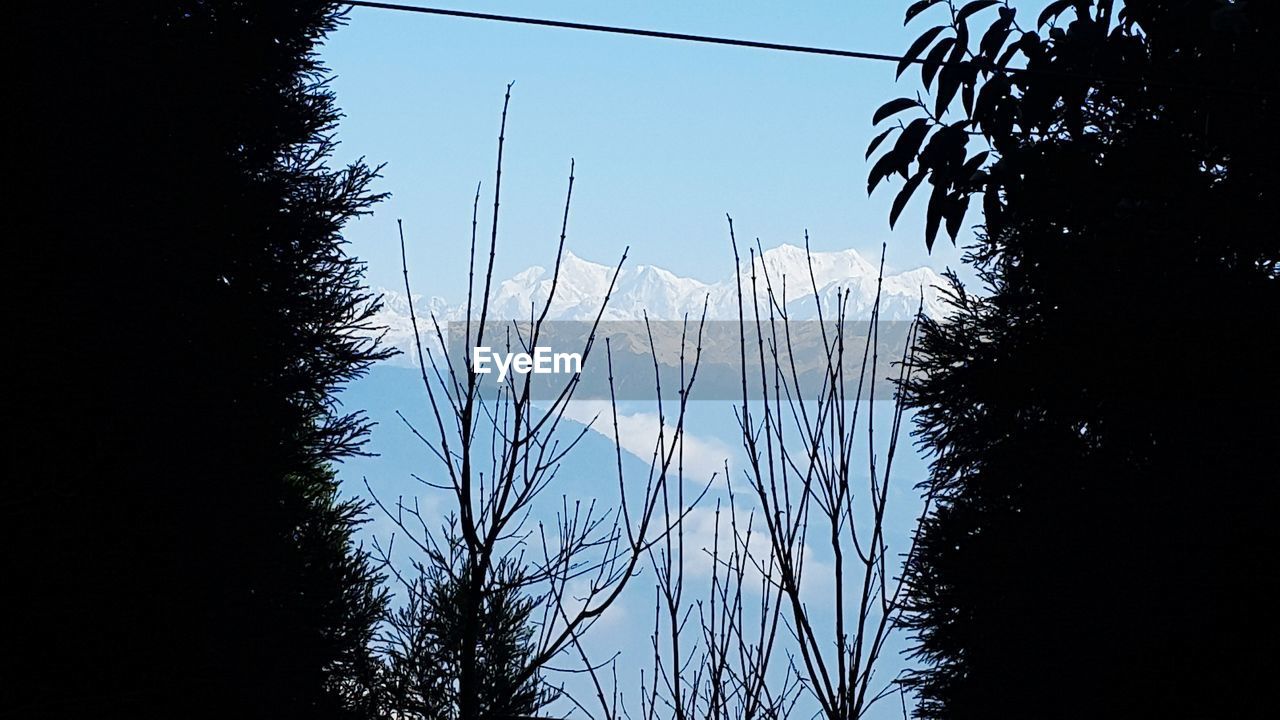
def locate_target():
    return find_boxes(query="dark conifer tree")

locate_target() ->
[869,1,1278,717]
[13,3,389,717]
[381,539,557,720]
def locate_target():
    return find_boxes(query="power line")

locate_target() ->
[344,1,909,64]
[342,1,1273,98]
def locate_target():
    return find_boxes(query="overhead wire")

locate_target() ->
[342,1,1273,98]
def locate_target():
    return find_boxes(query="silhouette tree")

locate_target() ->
[370,88,707,719]
[382,532,557,720]
[13,2,390,717]
[868,1,1278,717]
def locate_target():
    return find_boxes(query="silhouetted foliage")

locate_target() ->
[870,1,1278,717]
[13,2,390,717]
[382,533,557,720]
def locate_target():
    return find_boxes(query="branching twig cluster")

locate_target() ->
[369,85,710,719]
[633,219,931,720]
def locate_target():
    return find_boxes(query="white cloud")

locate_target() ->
[672,502,836,607]
[561,400,731,484]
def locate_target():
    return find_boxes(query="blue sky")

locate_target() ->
[321,0,973,299]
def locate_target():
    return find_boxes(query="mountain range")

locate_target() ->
[372,244,949,364]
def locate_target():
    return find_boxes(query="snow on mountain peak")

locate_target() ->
[373,245,948,361]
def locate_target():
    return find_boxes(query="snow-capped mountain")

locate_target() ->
[372,244,948,364]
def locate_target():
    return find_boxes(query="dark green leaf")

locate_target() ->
[997,37,1023,67]
[921,37,956,89]
[873,97,919,125]
[952,18,970,60]
[865,127,896,160]
[983,178,1001,225]
[898,26,947,78]
[935,62,966,118]
[979,18,1014,62]
[919,123,968,172]
[890,170,927,229]
[1037,0,1074,28]
[867,150,901,195]
[960,151,990,182]
[905,0,944,25]
[925,184,945,251]
[945,193,971,240]
[957,0,999,23]
[973,75,1005,126]
[893,118,933,174]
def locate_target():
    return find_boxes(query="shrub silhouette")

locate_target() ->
[869,2,1279,716]
[13,3,390,717]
